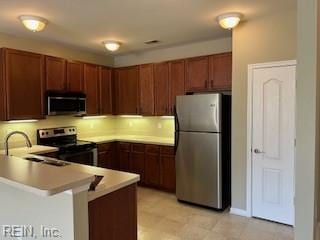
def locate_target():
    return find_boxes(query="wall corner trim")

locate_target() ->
[230,207,251,217]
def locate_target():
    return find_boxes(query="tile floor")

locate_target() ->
[137,187,294,240]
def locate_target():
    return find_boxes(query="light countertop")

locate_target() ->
[0,145,58,156]
[1,145,140,201]
[80,135,174,146]
[0,154,94,197]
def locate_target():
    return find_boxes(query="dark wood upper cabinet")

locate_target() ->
[154,62,170,116]
[0,49,6,120]
[114,66,139,115]
[84,64,100,115]
[185,56,209,92]
[66,60,84,92]
[45,56,66,91]
[169,59,185,115]
[2,48,45,120]
[209,52,232,90]
[99,66,113,115]
[139,64,154,115]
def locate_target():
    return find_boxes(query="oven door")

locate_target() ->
[58,148,97,166]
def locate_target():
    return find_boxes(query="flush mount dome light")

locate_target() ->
[217,12,243,30]
[19,15,48,32]
[103,41,121,52]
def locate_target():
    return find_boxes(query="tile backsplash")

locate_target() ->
[0,116,174,149]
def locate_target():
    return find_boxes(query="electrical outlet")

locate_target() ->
[157,123,162,129]
[129,122,133,127]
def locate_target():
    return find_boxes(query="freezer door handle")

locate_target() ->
[174,105,180,153]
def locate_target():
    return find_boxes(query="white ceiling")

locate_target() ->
[0,0,296,56]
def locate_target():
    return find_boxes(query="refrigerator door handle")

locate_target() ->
[174,105,180,153]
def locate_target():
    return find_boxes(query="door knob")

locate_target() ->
[254,148,265,154]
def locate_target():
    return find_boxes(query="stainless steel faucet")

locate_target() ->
[4,131,32,156]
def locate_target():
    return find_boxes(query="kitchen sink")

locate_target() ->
[23,157,70,167]
[24,157,44,163]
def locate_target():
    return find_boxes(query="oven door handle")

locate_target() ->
[58,148,98,166]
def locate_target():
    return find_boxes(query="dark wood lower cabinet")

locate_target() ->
[97,142,176,193]
[89,183,137,240]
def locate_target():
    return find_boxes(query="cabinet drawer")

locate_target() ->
[131,143,145,153]
[97,143,112,152]
[119,142,131,152]
[146,145,160,155]
[161,146,175,156]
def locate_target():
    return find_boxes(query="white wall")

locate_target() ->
[295,0,320,239]
[0,31,113,66]
[114,37,232,67]
[231,9,297,210]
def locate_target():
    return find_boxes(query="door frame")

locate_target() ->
[246,60,297,218]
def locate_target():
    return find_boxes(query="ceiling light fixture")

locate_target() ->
[217,12,243,30]
[19,15,48,32]
[103,41,121,52]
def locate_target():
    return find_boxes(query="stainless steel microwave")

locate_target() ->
[47,91,86,116]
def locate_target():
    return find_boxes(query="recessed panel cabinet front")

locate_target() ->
[99,66,113,115]
[139,64,154,115]
[169,59,185,115]
[45,56,66,91]
[67,60,84,92]
[154,62,170,116]
[185,56,209,92]
[114,66,139,115]
[84,64,100,115]
[3,48,45,120]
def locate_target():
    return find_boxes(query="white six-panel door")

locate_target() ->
[251,64,295,225]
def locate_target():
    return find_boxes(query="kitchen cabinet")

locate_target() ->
[154,62,170,116]
[185,56,209,92]
[0,48,45,120]
[139,64,154,115]
[145,145,161,187]
[160,146,176,192]
[118,142,131,172]
[130,144,145,183]
[114,66,139,115]
[97,143,117,169]
[66,60,84,92]
[45,56,66,91]
[89,184,137,240]
[209,52,232,90]
[99,66,113,115]
[84,64,100,115]
[169,59,185,115]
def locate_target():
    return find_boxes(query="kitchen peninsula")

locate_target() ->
[0,151,139,240]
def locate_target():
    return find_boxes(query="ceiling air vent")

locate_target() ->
[144,40,160,45]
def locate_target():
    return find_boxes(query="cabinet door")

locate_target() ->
[139,64,154,115]
[209,52,232,90]
[4,48,45,120]
[169,60,185,115]
[145,145,161,187]
[114,67,139,115]
[84,64,100,115]
[99,66,113,115]
[118,142,131,172]
[0,49,6,120]
[160,146,176,192]
[131,152,145,183]
[98,151,113,169]
[185,56,209,92]
[66,60,84,92]
[154,62,170,116]
[45,56,66,91]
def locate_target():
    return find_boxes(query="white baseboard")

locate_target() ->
[230,207,251,217]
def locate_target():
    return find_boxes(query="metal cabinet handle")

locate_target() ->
[254,148,265,154]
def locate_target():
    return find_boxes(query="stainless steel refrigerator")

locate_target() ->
[175,93,231,210]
